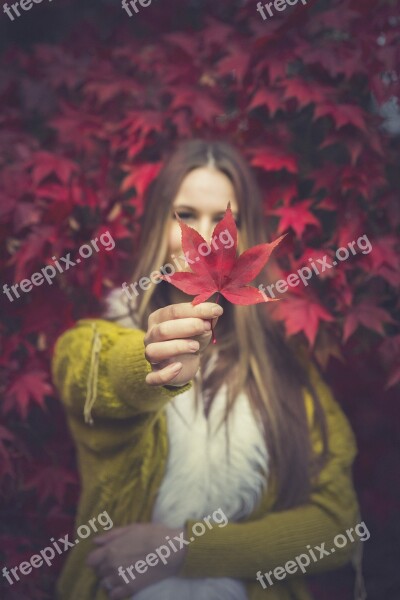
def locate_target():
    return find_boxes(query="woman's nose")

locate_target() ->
[196,219,214,244]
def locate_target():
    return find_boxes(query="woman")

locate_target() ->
[51,139,362,600]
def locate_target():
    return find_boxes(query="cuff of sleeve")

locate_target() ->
[107,328,192,413]
[164,383,188,389]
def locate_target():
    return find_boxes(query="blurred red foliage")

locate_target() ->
[0,0,399,597]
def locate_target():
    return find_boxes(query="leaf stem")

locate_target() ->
[211,292,221,344]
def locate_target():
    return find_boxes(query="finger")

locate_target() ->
[110,583,135,600]
[145,317,212,344]
[145,338,200,364]
[86,546,106,568]
[97,562,118,579]
[145,361,183,386]
[94,529,127,545]
[149,302,223,328]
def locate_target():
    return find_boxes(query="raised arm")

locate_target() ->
[52,319,192,421]
[51,318,194,455]
[52,302,222,452]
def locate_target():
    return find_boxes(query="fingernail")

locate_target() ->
[188,341,199,351]
[204,320,211,331]
[212,306,223,317]
[170,362,183,372]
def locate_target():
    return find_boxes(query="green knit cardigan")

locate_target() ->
[51,318,362,600]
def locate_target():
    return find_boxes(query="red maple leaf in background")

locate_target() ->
[270,199,321,239]
[214,44,251,85]
[343,302,394,343]
[250,148,298,173]
[160,202,286,309]
[282,77,328,110]
[120,163,162,217]
[168,85,222,123]
[24,466,77,506]
[248,87,283,117]
[4,370,53,419]
[121,162,162,196]
[271,292,335,347]
[367,235,400,272]
[26,151,78,187]
[313,102,368,132]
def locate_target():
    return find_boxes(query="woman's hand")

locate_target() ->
[86,522,187,599]
[144,301,223,387]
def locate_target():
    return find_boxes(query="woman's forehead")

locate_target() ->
[173,167,239,213]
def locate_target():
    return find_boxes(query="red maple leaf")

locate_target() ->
[25,151,78,187]
[164,31,199,58]
[50,103,104,153]
[13,201,41,232]
[168,85,221,123]
[250,147,298,174]
[270,293,335,347]
[248,87,283,117]
[215,45,251,85]
[335,203,366,249]
[343,302,394,342]
[270,200,321,239]
[160,202,286,308]
[302,42,366,81]
[24,466,77,506]
[262,182,297,209]
[282,78,328,110]
[85,78,142,106]
[121,162,162,196]
[254,44,296,84]
[10,225,57,282]
[329,268,354,309]
[4,370,53,419]
[202,17,233,50]
[312,327,344,370]
[313,103,368,133]
[292,247,336,280]
[367,235,399,272]
[119,110,164,139]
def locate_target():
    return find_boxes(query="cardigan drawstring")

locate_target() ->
[84,323,102,425]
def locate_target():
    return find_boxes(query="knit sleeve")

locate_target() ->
[179,364,361,581]
[51,318,192,424]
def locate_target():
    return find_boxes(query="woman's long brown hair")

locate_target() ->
[108,139,328,511]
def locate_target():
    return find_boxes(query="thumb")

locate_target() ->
[211,316,219,328]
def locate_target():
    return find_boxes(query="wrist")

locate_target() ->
[163,382,187,389]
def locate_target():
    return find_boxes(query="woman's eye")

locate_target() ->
[174,212,194,220]
[214,216,241,227]
[173,212,240,227]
